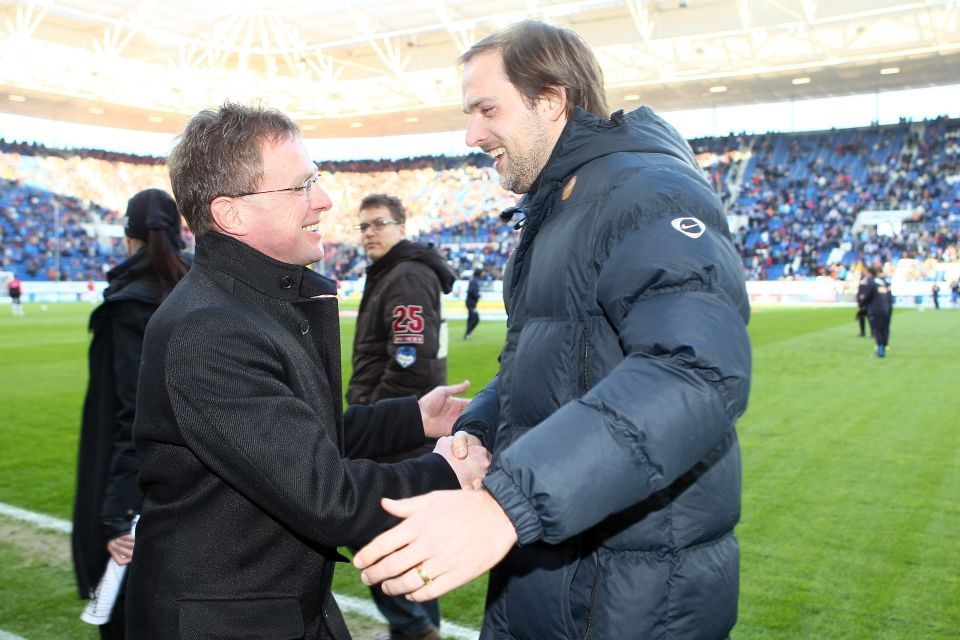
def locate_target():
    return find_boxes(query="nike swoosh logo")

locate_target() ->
[671,217,706,238]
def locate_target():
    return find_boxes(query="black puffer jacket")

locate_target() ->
[347,240,455,406]
[456,107,752,640]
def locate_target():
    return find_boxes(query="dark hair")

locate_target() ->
[145,229,188,301]
[168,103,301,237]
[359,193,406,224]
[458,20,609,119]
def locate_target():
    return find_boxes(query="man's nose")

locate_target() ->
[465,115,485,149]
[310,186,333,211]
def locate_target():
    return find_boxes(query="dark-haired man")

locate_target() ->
[126,103,489,639]
[355,19,752,640]
[347,193,456,640]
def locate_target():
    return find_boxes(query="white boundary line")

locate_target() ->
[0,502,71,534]
[0,502,479,640]
[335,593,479,640]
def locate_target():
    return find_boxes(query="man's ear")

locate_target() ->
[210,196,246,236]
[539,86,568,122]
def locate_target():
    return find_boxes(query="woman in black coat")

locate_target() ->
[71,189,187,639]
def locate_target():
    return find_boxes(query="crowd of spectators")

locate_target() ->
[0,177,124,281]
[2,116,958,284]
[715,116,960,281]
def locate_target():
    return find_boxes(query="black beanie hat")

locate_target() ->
[124,189,184,250]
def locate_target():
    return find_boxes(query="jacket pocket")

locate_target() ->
[178,595,304,639]
[508,319,585,426]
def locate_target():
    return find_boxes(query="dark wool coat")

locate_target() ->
[456,107,752,640]
[126,232,459,639]
[72,252,164,597]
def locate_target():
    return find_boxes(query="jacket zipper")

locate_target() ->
[581,323,591,392]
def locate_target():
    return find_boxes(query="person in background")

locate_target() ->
[7,274,23,315]
[856,270,869,337]
[72,188,187,639]
[931,283,940,310]
[125,103,489,639]
[464,268,482,340]
[346,193,456,640]
[355,19,751,640]
[859,265,894,357]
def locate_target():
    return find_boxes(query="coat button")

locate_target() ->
[279,275,295,289]
[300,320,310,334]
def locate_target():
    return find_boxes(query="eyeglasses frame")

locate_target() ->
[233,173,322,202]
[354,218,403,233]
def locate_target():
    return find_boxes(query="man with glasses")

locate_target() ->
[347,193,456,640]
[125,103,490,639]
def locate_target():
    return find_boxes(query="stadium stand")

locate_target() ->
[2,116,958,285]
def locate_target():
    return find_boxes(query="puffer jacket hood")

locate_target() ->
[543,107,704,185]
[361,240,455,313]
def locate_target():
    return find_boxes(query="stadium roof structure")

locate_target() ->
[0,0,958,138]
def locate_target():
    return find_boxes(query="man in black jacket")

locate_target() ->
[355,21,751,640]
[125,103,489,639]
[346,193,455,640]
[858,265,894,357]
[347,194,455,414]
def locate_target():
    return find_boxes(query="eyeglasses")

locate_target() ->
[354,218,402,232]
[234,173,321,202]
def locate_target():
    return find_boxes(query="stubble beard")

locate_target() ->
[498,111,551,194]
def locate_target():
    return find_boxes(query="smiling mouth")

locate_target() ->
[302,223,321,232]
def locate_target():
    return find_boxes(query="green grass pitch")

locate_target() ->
[0,302,958,639]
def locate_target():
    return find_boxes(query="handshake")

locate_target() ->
[360,382,517,601]
[416,380,490,490]
[432,431,488,489]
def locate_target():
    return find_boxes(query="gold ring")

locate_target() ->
[416,563,432,585]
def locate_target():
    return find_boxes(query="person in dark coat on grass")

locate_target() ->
[464,268,482,340]
[355,21,752,640]
[72,188,187,639]
[125,103,489,640]
[859,265,894,357]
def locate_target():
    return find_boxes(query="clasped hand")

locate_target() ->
[354,431,515,601]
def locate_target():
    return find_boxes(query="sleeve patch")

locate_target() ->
[395,345,417,368]
[392,305,424,344]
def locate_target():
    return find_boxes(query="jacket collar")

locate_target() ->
[542,106,705,187]
[365,239,456,293]
[193,231,337,301]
